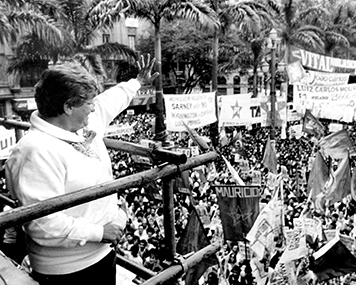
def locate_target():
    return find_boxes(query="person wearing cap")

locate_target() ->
[5,55,158,285]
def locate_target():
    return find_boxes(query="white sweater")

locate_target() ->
[5,79,141,274]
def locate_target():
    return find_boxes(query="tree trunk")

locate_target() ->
[153,22,167,142]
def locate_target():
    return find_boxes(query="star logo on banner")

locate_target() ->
[227,206,253,227]
[231,100,242,119]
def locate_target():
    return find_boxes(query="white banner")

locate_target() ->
[104,124,135,137]
[164,92,217,132]
[0,126,16,160]
[298,70,350,86]
[293,83,356,122]
[328,123,344,133]
[291,45,356,72]
[280,218,307,263]
[218,94,261,127]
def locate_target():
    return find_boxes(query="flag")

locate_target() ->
[318,129,353,159]
[219,127,228,147]
[307,151,329,200]
[145,181,162,201]
[229,130,243,147]
[279,218,308,263]
[324,156,351,205]
[351,167,356,201]
[262,137,277,174]
[230,130,248,157]
[222,155,245,185]
[246,188,283,259]
[175,170,191,195]
[302,109,324,139]
[213,184,260,242]
[206,162,218,182]
[312,235,356,281]
[182,121,210,151]
[176,208,218,285]
[314,159,334,213]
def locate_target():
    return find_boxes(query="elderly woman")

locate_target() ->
[5,55,158,285]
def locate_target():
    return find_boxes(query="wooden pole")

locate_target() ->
[104,138,187,164]
[0,152,218,230]
[140,241,221,285]
[116,254,156,280]
[0,119,187,164]
[0,118,30,131]
[162,177,176,262]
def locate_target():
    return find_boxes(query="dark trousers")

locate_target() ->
[31,249,116,285]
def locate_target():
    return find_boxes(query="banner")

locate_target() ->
[260,94,287,127]
[129,85,156,106]
[213,184,260,241]
[218,94,261,127]
[298,70,350,86]
[290,45,356,73]
[104,124,135,137]
[0,126,16,160]
[279,218,308,263]
[246,189,283,259]
[293,83,356,122]
[164,92,216,131]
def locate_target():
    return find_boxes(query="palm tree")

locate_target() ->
[266,0,326,63]
[7,0,137,76]
[0,0,64,46]
[319,0,356,58]
[126,0,219,142]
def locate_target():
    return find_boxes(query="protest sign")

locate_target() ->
[299,70,350,86]
[218,94,261,127]
[290,45,356,73]
[293,83,356,122]
[104,124,135,137]
[213,184,260,241]
[164,92,216,131]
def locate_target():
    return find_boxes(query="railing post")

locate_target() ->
[162,176,176,261]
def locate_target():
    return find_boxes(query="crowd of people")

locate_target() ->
[100,111,356,284]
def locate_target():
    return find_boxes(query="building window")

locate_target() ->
[217,76,227,85]
[102,34,110,44]
[233,75,241,94]
[128,35,136,50]
[0,102,5,118]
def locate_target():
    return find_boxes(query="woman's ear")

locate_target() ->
[63,103,73,115]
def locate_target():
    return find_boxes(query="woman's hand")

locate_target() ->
[101,223,124,247]
[136,54,159,86]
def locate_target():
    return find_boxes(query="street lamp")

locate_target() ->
[264,28,288,141]
[269,28,278,140]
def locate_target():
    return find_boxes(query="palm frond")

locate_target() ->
[8,7,64,45]
[163,1,220,32]
[85,42,138,62]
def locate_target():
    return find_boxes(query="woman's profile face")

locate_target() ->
[67,96,95,132]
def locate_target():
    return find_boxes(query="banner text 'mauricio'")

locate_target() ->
[213,185,260,198]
